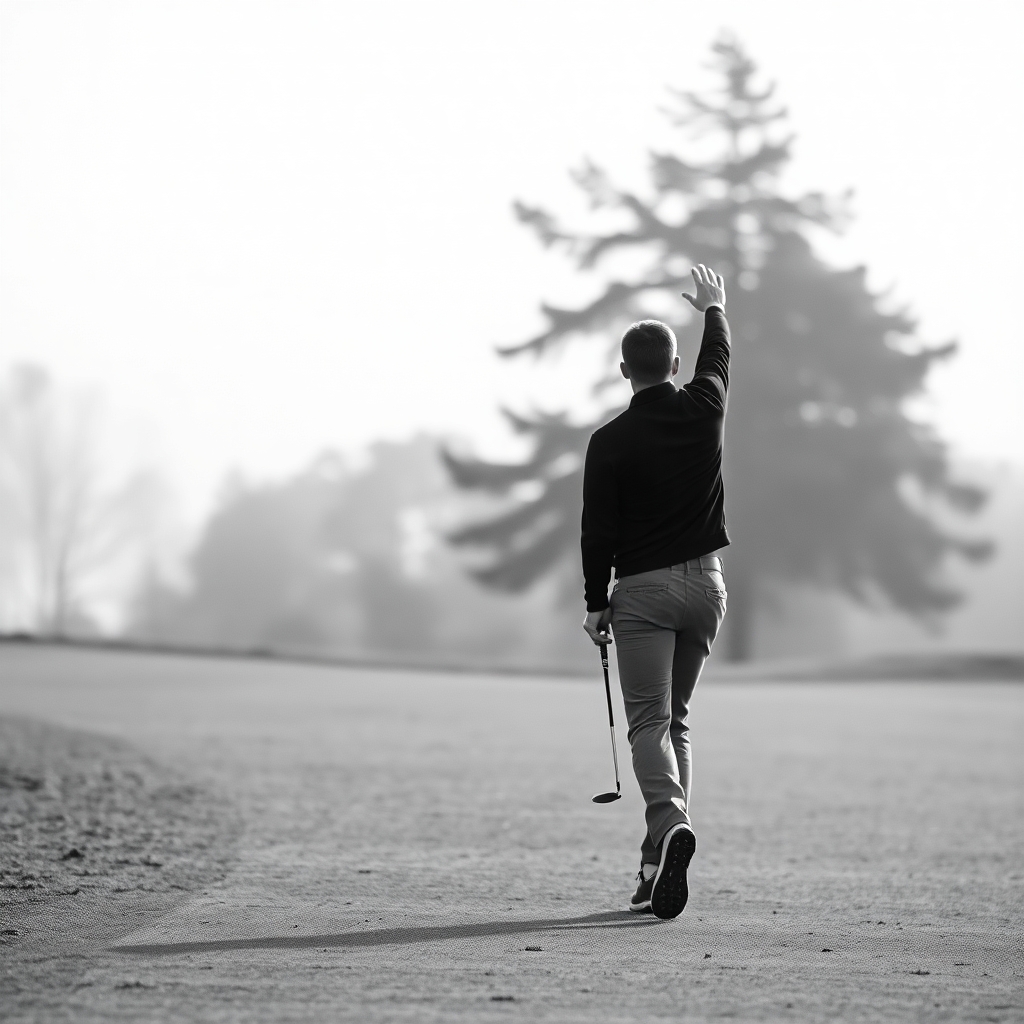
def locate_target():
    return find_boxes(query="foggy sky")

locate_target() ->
[2,0,1022,523]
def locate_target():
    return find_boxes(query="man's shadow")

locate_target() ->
[112,910,662,956]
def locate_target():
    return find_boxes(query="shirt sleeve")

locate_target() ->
[684,305,731,412]
[581,432,618,612]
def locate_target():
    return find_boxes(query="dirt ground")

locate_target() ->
[1,643,1021,1023]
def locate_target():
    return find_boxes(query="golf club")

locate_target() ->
[592,641,622,803]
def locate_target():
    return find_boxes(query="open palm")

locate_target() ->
[682,265,726,312]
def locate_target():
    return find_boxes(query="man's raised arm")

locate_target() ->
[682,265,730,410]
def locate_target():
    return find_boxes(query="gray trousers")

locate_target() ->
[609,557,727,864]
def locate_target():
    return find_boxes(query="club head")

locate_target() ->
[592,791,622,804]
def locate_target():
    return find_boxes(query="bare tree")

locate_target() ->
[0,364,159,635]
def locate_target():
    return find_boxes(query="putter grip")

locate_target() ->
[600,643,615,728]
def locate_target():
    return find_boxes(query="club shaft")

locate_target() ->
[600,643,621,792]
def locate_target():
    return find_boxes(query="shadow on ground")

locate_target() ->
[111,910,660,955]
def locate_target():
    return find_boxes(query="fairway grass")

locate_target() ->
[1,645,1021,1022]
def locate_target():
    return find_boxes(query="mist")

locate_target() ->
[2,0,1022,666]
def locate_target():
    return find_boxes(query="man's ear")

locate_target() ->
[620,361,631,380]
[670,355,680,377]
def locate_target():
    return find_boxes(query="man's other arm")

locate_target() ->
[581,433,617,643]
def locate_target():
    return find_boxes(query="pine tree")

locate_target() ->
[445,37,989,661]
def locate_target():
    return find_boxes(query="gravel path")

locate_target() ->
[1,644,1021,1022]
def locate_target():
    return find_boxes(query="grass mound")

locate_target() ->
[0,717,238,909]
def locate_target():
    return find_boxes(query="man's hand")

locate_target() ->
[682,264,726,312]
[583,607,613,646]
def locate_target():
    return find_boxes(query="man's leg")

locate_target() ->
[639,830,660,866]
[633,638,702,868]
[670,565,728,816]
[612,615,690,859]
[669,641,705,819]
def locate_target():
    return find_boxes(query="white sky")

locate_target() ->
[2,0,1022,524]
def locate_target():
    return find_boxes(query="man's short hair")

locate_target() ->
[621,320,676,384]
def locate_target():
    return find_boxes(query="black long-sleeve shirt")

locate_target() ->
[581,306,731,611]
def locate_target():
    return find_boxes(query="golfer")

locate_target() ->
[582,264,730,919]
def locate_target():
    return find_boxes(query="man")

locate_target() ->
[581,264,730,920]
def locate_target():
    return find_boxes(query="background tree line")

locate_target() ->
[123,436,595,671]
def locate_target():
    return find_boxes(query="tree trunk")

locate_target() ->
[724,564,755,662]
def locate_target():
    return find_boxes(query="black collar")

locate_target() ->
[629,381,677,408]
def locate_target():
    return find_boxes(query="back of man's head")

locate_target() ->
[621,320,676,385]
